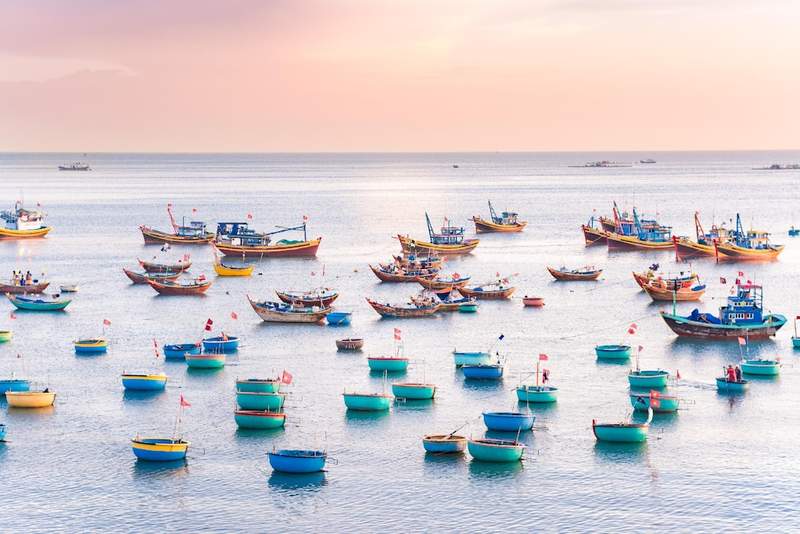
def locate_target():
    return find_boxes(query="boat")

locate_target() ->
[431,289,476,311]
[140,204,214,245]
[547,266,602,281]
[790,226,800,237]
[417,274,470,291]
[457,281,515,300]
[367,356,409,373]
[467,438,525,462]
[268,449,327,473]
[569,160,632,168]
[248,297,331,323]
[472,201,527,233]
[58,162,91,171]
[628,369,669,388]
[396,213,480,255]
[185,353,226,369]
[131,438,189,462]
[214,221,321,258]
[146,277,212,296]
[162,343,201,359]
[482,412,534,432]
[422,434,467,453]
[595,345,632,360]
[326,311,352,326]
[753,163,800,170]
[716,377,749,393]
[6,293,71,311]
[592,413,650,443]
[522,296,545,307]
[121,373,168,390]
[640,158,657,164]
[342,392,392,411]
[672,212,736,260]
[213,258,254,277]
[516,385,558,403]
[276,288,339,307]
[630,391,679,413]
[393,254,443,271]
[138,258,191,273]
[202,336,239,353]
[73,338,108,354]
[366,297,441,318]
[235,410,286,430]
[370,263,438,283]
[0,280,49,294]
[122,268,181,285]
[236,378,281,393]
[236,392,286,411]
[660,281,786,340]
[642,279,706,302]
[713,214,784,261]
[606,205,673,251]
[462,363,503,380]
[632,265,697,289]
[453,351,492,367]
[0,330,11,343]
[59,284,79,293]
[581,215,609,246]
[0,378,30,393]
[336,338,364,351]
[6,389,56,408]
[459,302,478,313]
[600,215,620,232]
[740,359,780,376]
[391,383,436,400]
[792,316,800,349]
[0,424,5,441]
[0,202,51,239]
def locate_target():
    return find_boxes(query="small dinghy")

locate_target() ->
[0,378,30,393]
[336,338,364,351]
[276,288,339,307]
[0,330,11,343]
[595,344,632,360]
[236,391,286,411]
[627,347,669,388]
[131,437,189,462]
[592,409,652,443]
[422,434,467,453]
[268,449,327,473]
[74,338,108,354]
[59,284,79,293]
[7,293,71,311]
[6,389,56,408]
[202,335,239,353]
[248,297,331,323]
[452,351,492,367]
[138,258,191,273]
[234,410,286,429]
[185,353,226,369]
[547,265,602,281]
[146,277,212,296]
[236,378,281,393]
[367,356,409,373]
[516,385,558,403]
[716,377,749,393]
[522,296,545,307]
[342,392,392,411]
[467,438,525,462]
[482,411,535,432]
[740,359,780,376]
[326,311,352,326]
[462,363,503,380]
[123,268,181,285]
[391,383,436,400]
[162,343,201,360]
[121,373,168,391]
[458,282,515,300]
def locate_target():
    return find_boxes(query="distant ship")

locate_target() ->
[58,162,91,171]
[753,163,800,170]
[639,158,656,164]
[568,160,632,168]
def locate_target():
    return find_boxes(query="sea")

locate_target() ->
[1,151,800,532]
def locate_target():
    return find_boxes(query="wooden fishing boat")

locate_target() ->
[422,434,467,453]
[202,336,239,352]
[391,383,436,400]
[547,266,602,281]
[146,277,212,296]
[522,296,545,307]
[394,254,443,270]
[370,263,437,283]
[326,311,352,325]
[672,212,735,260]
[740,359,780,376]
[140,204,214,244]
[472,201,527,233]
[516,385,558,403]
[365,298,441,318]
[600,215,618,232]
[606,204,673,251]
[462,363,503,380]
[215,221,321,257]
[123,268,181,284]
[417,274,470,291]
[716,377,749,393]
[457,283,515,300]
[0,280,49,294]
[236,392,286,411]
[213,259,254,277]
[432,290,476,311]
[268,449,327,473]
[0,203,51,239]
[642,280,706,302]
[660,282,786,340]
[236,378,281,393]
[482,412,534,432]
[467,438,524,462]
[138,258,192,273]
[581,215,608,246]
[0,330,12,343]
[336,338,364,351]
[131,438,189,462]
[162,343,201,359]
[397,234,479,255]
[248,297,331,323]
[342,392,392,411]
[7,293,71,311]
[630,392,679,413]
[121,373,168,391]
[0,378,29,393]
[632,266,696,289]
[235,410,286,429]
[592,419,649,443]
[713,215,783,261]
[367,356,409,373]
[73,338,108,354]
[453,351,492,367]
[185,353,226,369]
[276,289,339,307]
[6,390,56,408]
[595,345,631,360]
[59,284,78,293]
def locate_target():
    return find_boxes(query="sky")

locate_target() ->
[0,0,798,152]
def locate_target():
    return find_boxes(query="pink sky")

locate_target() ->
[0,0,798,152]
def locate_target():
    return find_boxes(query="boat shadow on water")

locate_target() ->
[234,427,286,442]
[468,459,524,479]
[517,399,558,415]
[593,441,648,463]
[122,389,167,402]
[267,470,327,492]
[132,458,189,479]
[392,398,435,412]
[344,410,391,425]
[667,336,778,358]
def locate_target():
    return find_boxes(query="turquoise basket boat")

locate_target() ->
[121,373,167,391]
[453,350,492,367]
[367,357,409,373]
[628,370,669,388]
[516,385,558,403]
[7,293,71,311]
[131,437,189,462]
[0,378,30,393]
[630,392,679,413]
[343,392,392,411]
[268,449,327,473]
[592,421,648,443]
[326,311,352,326]
[482,412,535,432]
[202,336,239,353]
[0,423,6,441]
[458,303,478,313]
[716,377,749,393]
[422,434,467,453]
[391,383,436,400]
[236,378,281,393]
[234,410,286,429]
[73,338,108,354]
[462,364,503,380]
[163,343,201,360]
[236,391,286,411]
[467,438,525,462]
[793,337,800,349]
[740,359,780,376]
[595,345,632,360]
[185,353,226,369]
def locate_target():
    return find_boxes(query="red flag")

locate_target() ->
[495,271,500,277]
[737,337,746,346]
[676,369,682,379]
[649,390,661,409]
[394,328,402,341]
[205,318,213,331]
[230,311,238,320]
[630,323,638,330]
[153,339,158,349]
[192,208,197,213]
[310,271,316,276]
[737,271,744,277]
[796,316,800,321]
[453,272,460,279]
[247,213,253,220]
[538,353,548,361]
[179,394,191,407]
[8,312,15,320]
[281,369,293,384]
[167,203,173,208]
[628,328,636,335]
[638,345,643,352]
[183,253,190,262]
[103,319,111,326]
[302,215,309,222]
[198,274,206,281]
[719,277,727,284]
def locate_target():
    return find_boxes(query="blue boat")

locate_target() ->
[595,345,631,360]
[629,392,679,413]
[236,378,281,393]
[422,434,467,453]
[326,311,352,326]
[131,437,189,462]
[516,385,558,403]
[0,378,30,393]
[790,226,800,237]
[7,293,71,311]
[716,377,749,393]
[740,359,780,376]
[163,343,201,360]
[121,373,168,391]
[482,411,535,432]
[462,364,503,380]
[202,336,239,353]
[73,338,108,354]
[467,438,525,462]
[0,423,6,441]
[452,351,492,367]
[268,449,327,473]
[236,391,286,411]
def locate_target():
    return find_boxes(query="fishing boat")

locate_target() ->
[714,215,784,261]
[547,266,602,281]
[391,383,436,400]
[276,288,339,307]
[236,378,281,393]
[234,410,286,430]
[131,438,189,462]
[342,392,392,411]
[522,296,545,307]
[248,297,331,323]
[459,302,478,313]
[422,434,467,453]
[185,353,226,369]
[482,412,535,432]
[606,206,673,251]
[0,203,51,239]
[600,215,620,232]
[592,412,651,443]
[672,212,735,260]
[581,215,609,246]
[6,389,56,408]
[472,201,527,233]
[642,279,706,302]
[569,160,632,168]
[462,363,503,380]
[7,293,71,311]
[630,391,679,413]
[162,343,201,359]
[628,348,669,388]
[432,289,476,311]
[417,274,470,291]
[202,336,239,353]
[326,311,352,326]
[640,158,657,164]
[236,392,286,411]
[595,345,632,360]
[140,204,214,245]
[138,258,192,273]
[336,338,364,351]
[122,268,181,285]
[393,254,443,271]
[467,438,525,462]
[0,330,11,343]
[367,356,409,372]
[0,378,30,393]
[0,280,49,294]
[740,359,780,376]
[632,265,697,289]
[146,277,212,296]
[660,281,786,340]
[716,377,749,393]
[458,281,515,300]
[396,213,480,255]
[370,263,438,283]
[790,226,800,237]
[453,351,492,367]
[212,258,254,277]
[516,385,558,403]
[365,297,441,318]
[59,284,78,293]
[58,162,91,171]
[214,221,321,257]
[121,373,168,391]
[268,449,327,473]
[73,338,108,354]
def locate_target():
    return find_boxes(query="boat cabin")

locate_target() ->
[216,222,270,247]
[176,220,208,238]
[426,213,465,245]
[719,283,764,325]
[1,204,46,231]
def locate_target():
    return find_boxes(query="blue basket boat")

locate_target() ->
[6,293,71,311]
[326,311,352,326]
[342,392,392,411]
[185,353,226,369]
[131,437,189,462]
[121,373,168,391]
[163,343,201,360]
[73,338,108,354]
[202,336,239,353]
[467,438,525,462]
[268,449,327,473]
[453,351,492,367]
[367,357,409,373]
[595,345,631,360]
[629,392,679,413]
[391,382,436,400]
[234,410,286,429]
[482,411,535,432]
[516,385,558,403]
[422,434,467,453]
[716,377,749,393]
[236,391,286,411]
[0,423,5,442]
[628,370,669,389]
[0,378,30,393]
[462,364,503,380]
[740,359,780,376]
[236,378,281,393]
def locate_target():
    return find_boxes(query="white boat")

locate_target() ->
[59,284,79,293]
[569,160,632,168]
[58,162,91,171]
[640,158,657,164]
[0,203,51,238]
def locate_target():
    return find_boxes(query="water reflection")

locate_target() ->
[468,459,524,479]
[131,458,189,480]
[592,441,648,463]
[267,471,326,492]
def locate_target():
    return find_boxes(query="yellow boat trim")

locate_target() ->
[607,233,673,249]
[716,243,784,259]
[131,440,189,452]
[122,374,167,381]
[398,235,479,253]
[0,226,52,238]
[74,340,108,348]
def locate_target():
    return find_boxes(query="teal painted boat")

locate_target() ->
[342,392,392,411]
[592,422,648,443]
[793,337,800,349]
[739,359,780,376]
[595,345,631,360]
[234,410,286,429]
[121,373,167,391]
[367,356,409,372]
[516,385,558,403]
[458,303,478,313]
[467,438,525,462]
[392,382,436,400]
[236,378,281,393]
[131,437,189,462]
[629,392,679,413]
[7,293,71,311]
[185,353,225,369]
[716,377,749,393]
[628,370,669,389]
[236,391,286,411]
[453,351,492,367]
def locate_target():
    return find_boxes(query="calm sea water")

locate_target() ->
[1,151,800,532]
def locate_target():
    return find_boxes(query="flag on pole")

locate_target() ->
[179,394,191,407]
[630,323,638,330]
[103,319,111,326]
[153,339,158,349]
[737,337,746,346]
[192,208,197,213]
[538,353,548,361]
[205,318,213,331]
[638,345,643,352]
[628,327,636,335]
[9,312,15,320]
[394,328,402,341]
[303,215,309,222]
[281,369,293,385]
[676,369,682,379]
[247,213,253,220]
[231,311,238,320]
[737,271,744,277]
[719,277,727,284]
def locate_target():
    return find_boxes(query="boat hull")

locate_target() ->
[628,371,669,389]
[516,385,558,403]
[336,338,364,351]
[673,237,715,260]
[740,360,780,376]
[268,450,326,473]
[462,365,503,380]
[522,297,545,307]
[6,391,56,408]
[122,375,167,390]
[606,233,673,251]
[131,439,188,461]
[716,378,749,393]
[342,393,391,411]
[326,311,352,326]
[123,269,181,284]
[202,337,239,353]
[366,298,440,318]
[0,282,49,294]
[547,267,602,281]
[595,345,632,359]
[74,339,108,354]
[236,392,286,411]
[714,242,784,261]
[391,383,436,399]
[236,379,281,393]
[582,225,608,246]
[0,330,11,343]
[660,312,786,340]
[467,439,524,462]
[593,423,648,443]
[397,235,479,255]
[215,238,322,258]
[213,262,254,276]
[453,351,492,367]
[367,358,409,372]
[185,354,226,368]
[472,217,527,233]
[7,295,71,311]
[482,412,535,432]
[146,279,211,295]
[248,298,330,323]
[642,283,705,302]
[0,227,52,239]
[276,291,339,307]
[163,343,201,359]
[630,393,679,413]
[457,286,515,300]
[423,434,467,453]
[234,410,286,429]
[0,379,30,393]
[140,226,214,245]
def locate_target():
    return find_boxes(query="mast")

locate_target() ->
[694,211,705,241]
[488,200,498,222]
[166,204,179,233]
[425,212,434,239]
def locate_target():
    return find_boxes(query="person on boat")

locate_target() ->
[12,271,18,285]
[735,366,742,382]
[25,271,32,283]
[726,365,736,382]
[542,369,550,384]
